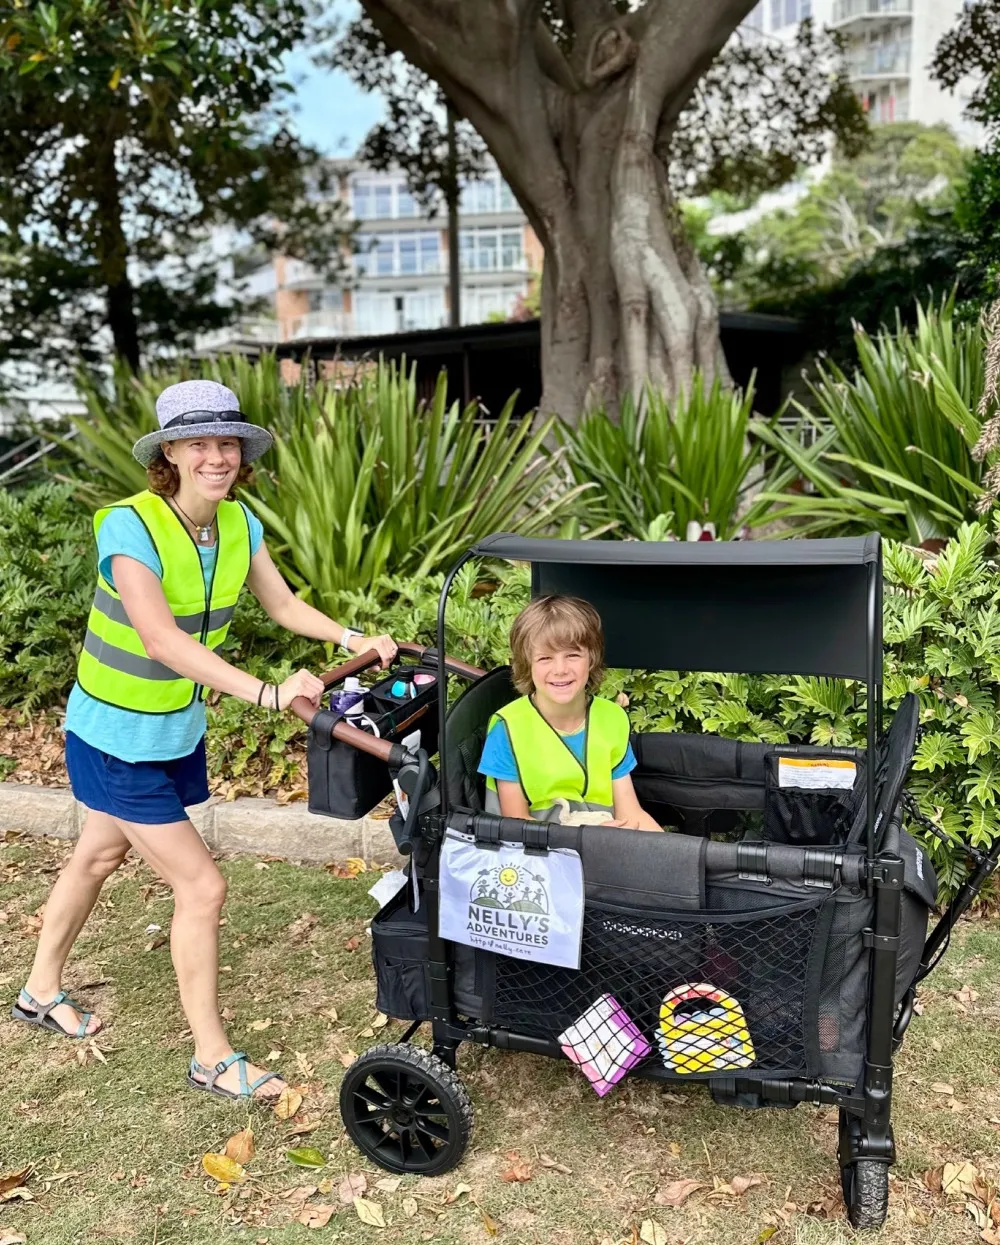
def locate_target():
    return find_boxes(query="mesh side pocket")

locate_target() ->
[492,893,831,1080]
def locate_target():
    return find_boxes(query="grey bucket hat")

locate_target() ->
[132,380,274,467]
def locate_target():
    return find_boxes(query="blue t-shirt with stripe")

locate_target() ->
[64,505,263,763]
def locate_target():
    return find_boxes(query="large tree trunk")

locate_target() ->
[360,0,754,424]
[89,132,141,372]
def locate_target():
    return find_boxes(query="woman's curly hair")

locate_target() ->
[147,446,254,500]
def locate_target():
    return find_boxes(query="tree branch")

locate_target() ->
[535,20,579,92]
[630,0,756,130]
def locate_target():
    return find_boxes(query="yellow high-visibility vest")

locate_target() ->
[484,694,630,820]
[76,490,251,713]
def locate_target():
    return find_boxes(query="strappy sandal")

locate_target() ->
[11,988,101,1038]
[187,1051,284,1102]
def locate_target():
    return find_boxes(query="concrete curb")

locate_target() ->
[0,783,401,863]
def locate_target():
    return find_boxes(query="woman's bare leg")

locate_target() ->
[112,814,285,1101]
[23,809,130,1035]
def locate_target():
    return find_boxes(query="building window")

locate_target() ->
[396,185,417,217]
[460,226,524,271]
[354,231,443,277]
[771,0,808,26]
[351,181,374,219]
[460,172,520,215]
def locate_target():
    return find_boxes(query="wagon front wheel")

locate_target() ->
[838,1110,889,1230]
[339,1043,473,1176]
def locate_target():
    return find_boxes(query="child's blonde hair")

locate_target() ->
[509,595,605,696]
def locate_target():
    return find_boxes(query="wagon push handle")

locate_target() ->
[287,642,485,764]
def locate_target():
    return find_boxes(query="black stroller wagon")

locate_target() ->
[295,533,1000,1230]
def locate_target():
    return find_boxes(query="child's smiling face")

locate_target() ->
[530,643,591,709]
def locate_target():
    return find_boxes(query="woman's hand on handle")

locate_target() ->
[276,669,325,711]
[347,632,397,669]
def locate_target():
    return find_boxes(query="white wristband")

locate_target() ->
[340,627,361,655]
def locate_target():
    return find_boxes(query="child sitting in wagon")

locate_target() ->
[478,595,661,829]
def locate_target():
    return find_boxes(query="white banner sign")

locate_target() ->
[438,832,584,969]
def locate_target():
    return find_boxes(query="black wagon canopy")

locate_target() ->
[470,534,882,684]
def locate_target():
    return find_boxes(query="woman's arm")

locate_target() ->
[113,556,324,708]
[611,774,662,831]
[246,543,396,667]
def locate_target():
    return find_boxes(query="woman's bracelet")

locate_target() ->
[273,683,280,712]
[256,681,267,707]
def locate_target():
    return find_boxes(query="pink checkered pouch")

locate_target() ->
[558,993,651,1096]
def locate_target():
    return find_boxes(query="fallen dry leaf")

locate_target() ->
[654,1178,705,1207]
[479,1205,500,1236]
[0,1231,27,1245]
[338,1050,359,1068]
[274,1087,304,1120]
[443,1182,472,1204]
[640,1220,668,1245]
[539,1154,573,1175]
[402,1197,418,1218]
[298,1204,336,1229]
[0,1169,31,1200]
[288,1118,321,1138]
[201,1153,245,1185]
[344,935,361,952]
[339,1173,367,1204]
[931,1082,955,1096]
[248,1018,272,1032]
[943,1162,980,1199]
[372,1012,389,1030]
[715,1174,764,1197]
[500,1152,532,1183]
[223,1129,255,1165]
[354,1196,386,1227]
[374,1177,402,1193]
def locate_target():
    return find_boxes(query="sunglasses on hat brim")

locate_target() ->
[162,410,248,431]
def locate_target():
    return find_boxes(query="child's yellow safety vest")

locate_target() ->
[76,489,251,714]
[484,694,630,821]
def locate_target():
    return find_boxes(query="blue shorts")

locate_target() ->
[65,731,210,825]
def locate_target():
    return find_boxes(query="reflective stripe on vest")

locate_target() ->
[76,490,251,713]
[484,695,630,821]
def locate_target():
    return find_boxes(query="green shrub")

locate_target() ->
[0,484,94,712]
[752,297,996,543]
[247,364,583,613]
[559,373,793,540]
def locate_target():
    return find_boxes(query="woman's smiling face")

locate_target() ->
[163,436,242,501]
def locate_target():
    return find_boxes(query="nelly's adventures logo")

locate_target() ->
[439,835,584,969]
[467,862,551,949]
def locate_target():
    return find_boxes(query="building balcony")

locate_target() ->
[846,43,911,80]
[286,310,355,340]
[194,319,281,354]
[831,0,912,31]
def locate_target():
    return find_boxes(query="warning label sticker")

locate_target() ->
[778,757,857,790]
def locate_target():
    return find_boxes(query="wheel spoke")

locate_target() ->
[370,1068,400,1103]
[354,1083,391,1113]
[408,1086,439,1113]
[399,1128,412,1162]
[415,1115,450,1143]
[411,1127,437,1162]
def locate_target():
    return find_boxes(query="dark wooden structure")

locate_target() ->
[273,312,805,416]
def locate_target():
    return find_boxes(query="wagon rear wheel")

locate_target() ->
[339,1043,473,1176]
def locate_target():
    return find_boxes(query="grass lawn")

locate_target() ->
[1,830,999,1245]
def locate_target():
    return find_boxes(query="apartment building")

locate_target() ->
[743,0,976,139]
[212,159,541,349]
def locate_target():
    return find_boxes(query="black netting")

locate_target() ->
[815,894,873,1083]
[492,894,829,1081]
